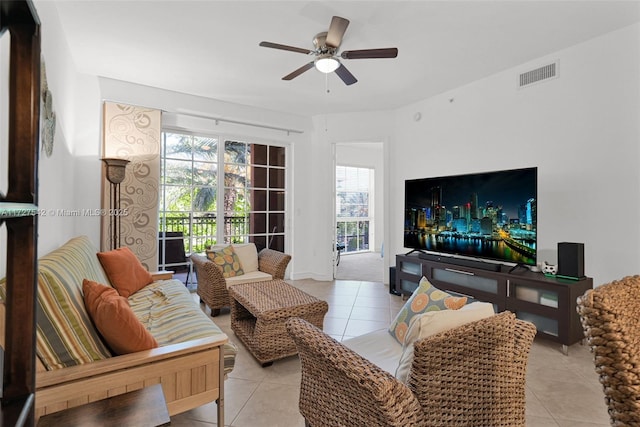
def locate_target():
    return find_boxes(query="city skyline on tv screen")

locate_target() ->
[404,167,537,265]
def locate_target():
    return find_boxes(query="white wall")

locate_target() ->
[31,1,103,255]
[389,24,640,286]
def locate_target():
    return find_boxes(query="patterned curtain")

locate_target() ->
[101,102,161,271]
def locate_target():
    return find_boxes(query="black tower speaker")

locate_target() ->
[389,266,400,295]
[557,242,585,280]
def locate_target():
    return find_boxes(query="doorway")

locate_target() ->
[333,142,384,283]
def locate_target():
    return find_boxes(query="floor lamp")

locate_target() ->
[102,158,130,250]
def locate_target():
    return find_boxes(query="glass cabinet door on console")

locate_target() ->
[506,276,592,354]
[431,267,504,311]
[396,256,423,295]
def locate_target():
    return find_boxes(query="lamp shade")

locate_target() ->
[102,158,130,184]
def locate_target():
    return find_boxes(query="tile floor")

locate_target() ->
[171,278,610,427]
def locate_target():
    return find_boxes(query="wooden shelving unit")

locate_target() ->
[0,1,41,425]
[396,253,593,354]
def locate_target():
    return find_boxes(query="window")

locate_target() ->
[336,166,373,253]
[158,131,287,271]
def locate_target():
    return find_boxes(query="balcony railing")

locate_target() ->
[159,214,248,253]
[336,219,370,253]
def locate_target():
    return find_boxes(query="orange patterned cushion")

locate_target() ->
[97,247,153,297]
[206,245,245,278]
[82,279,158,355]
[388,276,467,344]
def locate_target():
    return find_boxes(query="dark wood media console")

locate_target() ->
[395,253,593,354]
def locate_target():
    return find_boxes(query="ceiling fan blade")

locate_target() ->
[326,16,350,48]
[259,41,313,55]
[283,62,315,80]
[334,63,357,86]
[341,48,398,60]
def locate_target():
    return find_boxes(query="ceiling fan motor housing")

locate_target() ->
[313,32,336,54]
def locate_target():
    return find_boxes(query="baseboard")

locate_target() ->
[289,271,334,282]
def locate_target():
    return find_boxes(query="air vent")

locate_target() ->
[519,62,558,88]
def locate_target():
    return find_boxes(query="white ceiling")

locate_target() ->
[53,1,640,117]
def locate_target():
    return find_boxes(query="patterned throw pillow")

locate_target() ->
[388,276,467,344]
[207,245,245,278]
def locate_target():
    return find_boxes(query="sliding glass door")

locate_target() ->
[158,131,287,271]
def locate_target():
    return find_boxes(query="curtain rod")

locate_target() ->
[166,110,305,135]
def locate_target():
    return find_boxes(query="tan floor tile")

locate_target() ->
[175,378,260,426]
[227,340,270,382]
[229,382,305,427]
[321,316,348,336]
[356,282,389,296]
[530,380,609,425]
[344,318,388,336]
[555,420,609,427]
[349,305,391,323]
[169,415,218,426]
[526,415,560,427]
[181,278,611,426]
[353,296,390,308]
[333,279,365,287]
[260,356,301,386]
[321,294,357,306]
[324,285,360,296]
[525,387,554,418]
[325,303,353,319]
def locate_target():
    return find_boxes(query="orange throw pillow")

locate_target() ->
[82,279,158,355]
[97,247,153,297]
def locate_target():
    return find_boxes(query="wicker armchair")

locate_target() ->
[286,311,536,427]
[190,248,291,316]
[576,275,640,426]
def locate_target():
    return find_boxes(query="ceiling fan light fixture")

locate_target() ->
[315,56,340,73]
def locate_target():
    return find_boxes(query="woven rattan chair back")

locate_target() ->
[287,312,536,427]
[577,275,640,426]
[286,317,425,427]
[408,312,536,426]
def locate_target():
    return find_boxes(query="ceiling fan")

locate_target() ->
[259,15,398,86]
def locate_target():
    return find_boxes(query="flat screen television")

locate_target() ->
[404,167,537,266]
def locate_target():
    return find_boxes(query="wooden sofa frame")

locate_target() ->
[0,272,228,424]
[34,336,225,422]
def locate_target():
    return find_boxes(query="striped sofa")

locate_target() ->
[0,235,236,422]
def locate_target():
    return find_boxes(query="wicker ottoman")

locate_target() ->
[229,279,329,366]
